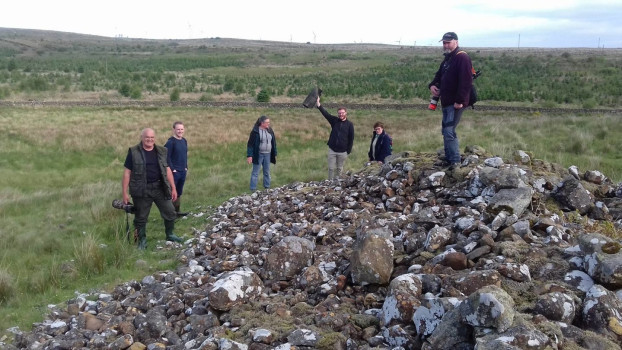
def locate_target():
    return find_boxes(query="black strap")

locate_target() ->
[125,212,132,243]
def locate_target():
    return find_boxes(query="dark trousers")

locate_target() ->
[172,170,187,197]
[132,181,176,229]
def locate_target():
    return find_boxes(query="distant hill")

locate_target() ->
[0,27,421,57]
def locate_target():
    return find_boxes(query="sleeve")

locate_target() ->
[246,131,255,158]
[318,105,336,126]
[428,61,444,89]
[123,149,133,170]
[271,130,277,157]
[347,122,354,154]
[164,138,173,167]
[184,138,188,169]
[380,134,392,162]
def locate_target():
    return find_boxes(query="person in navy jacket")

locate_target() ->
[368,121,392,164]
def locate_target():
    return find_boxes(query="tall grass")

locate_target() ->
[0,106,621,334]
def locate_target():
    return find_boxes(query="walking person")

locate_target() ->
[315,96,354,180]
[246,116,277,191]
[122,128,183,249]
[368,122,392,164]
[164,121,189,217]
[428,32,473,170]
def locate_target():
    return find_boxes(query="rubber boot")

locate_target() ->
[164,220,183,243]
[136,226,147,250]
[173,198,188,217]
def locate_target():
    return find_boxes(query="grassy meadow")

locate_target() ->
[1,105,621,333]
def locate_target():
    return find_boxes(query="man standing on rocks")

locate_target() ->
[122,128,183,249]
[164,121,189,217]
[315,96,354,180]
[428,32,473,170]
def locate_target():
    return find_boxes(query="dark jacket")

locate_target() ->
[126,144,172,198]
[428,47,473,107]
[246,126,277,164]
[368,131,392,163]
[318,105,354,154]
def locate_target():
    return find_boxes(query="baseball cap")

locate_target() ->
[440,32,458,42]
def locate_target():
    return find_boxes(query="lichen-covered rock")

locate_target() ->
[475,323,552,350]
[553,176,594,214]
[458,285,515,332]
[286,329,319,347]
[442,270,503,297]
[380,273,422,325]
[581,284,622,341]
[488,187,533,216]
[263,236,315,281]
[350,227,394,285]
[533,291,576,324]
[208,267,262,311]
[424,225,452,252]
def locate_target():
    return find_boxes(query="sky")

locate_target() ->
[3,0,622,48]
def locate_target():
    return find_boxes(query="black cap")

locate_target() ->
[440,32,458,42]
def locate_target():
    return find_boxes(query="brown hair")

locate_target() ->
[373,121,384,129]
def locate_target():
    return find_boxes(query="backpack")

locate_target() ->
[457,51,481,109]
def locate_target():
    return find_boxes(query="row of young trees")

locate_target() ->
[1,49,621,107]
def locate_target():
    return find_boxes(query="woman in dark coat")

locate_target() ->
[368,121,392,164]
[246,116,277,191]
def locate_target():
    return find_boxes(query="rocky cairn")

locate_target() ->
[6,148,622,350]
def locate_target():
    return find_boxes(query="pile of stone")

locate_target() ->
[5,147,622,350]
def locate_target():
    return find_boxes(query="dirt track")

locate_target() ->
[1,100,620,114]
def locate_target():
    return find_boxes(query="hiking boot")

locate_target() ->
[136,226,147,250]
[173,199,189,217]
[164,220,183,243]
[448,163,461,171]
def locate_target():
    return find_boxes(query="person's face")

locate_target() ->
[442,39,458,54]
[374,126,383,135]
[338,109,347,121]
[142,130,156,149]
[260,119,271,129]
[173,124,184,139]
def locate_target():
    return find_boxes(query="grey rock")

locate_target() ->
[534,292,576,324]
[458,285,515,332]
[208,267,262,311]
[350,227,394,285]
[380,273,422,325]
[553,176,594,214]
[488,187,533,216]
[287,329,319,347]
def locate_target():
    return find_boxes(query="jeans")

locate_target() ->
[327,149,348,180]
[172,170,186,197]
[250,153,271,191]
[441,105,464,164]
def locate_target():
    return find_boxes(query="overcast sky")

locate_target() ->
[3,0,622,48]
